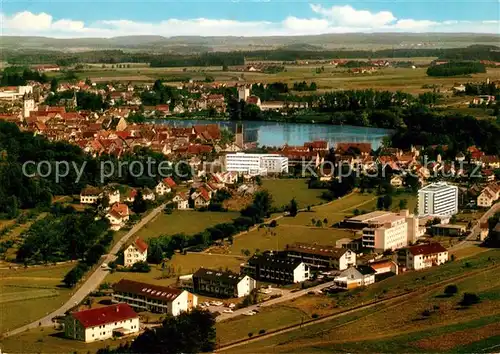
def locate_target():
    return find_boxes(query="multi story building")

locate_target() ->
[346,210,418,251]
[398,242,448,270]
[64,303,139,342]
[241,253,310,284]
[418,182,459,217]
[192,268,256,298]
[112,279,197,316]
[124,238,148,267]
[225,153,288,175]
[284,242,356,270]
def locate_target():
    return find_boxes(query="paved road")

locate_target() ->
[450,203,500,251]
[2,203,167,338]
[215,281,335,322]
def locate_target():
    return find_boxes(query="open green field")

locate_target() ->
[219,249,500,351]
[134,210,239,241]
[261,179,325,209]
[0,263,74,333]
[104,252,246,286]
[67,64,500,96]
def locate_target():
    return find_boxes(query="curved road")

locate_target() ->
[2,203,167,338]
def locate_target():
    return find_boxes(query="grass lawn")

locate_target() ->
[134,210,239,241]
[228,225,354,255]
[261,179,325,210]
[0,327,133,353]
[104,252,246,286]
[0,263,75,334]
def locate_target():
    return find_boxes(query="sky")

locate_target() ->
[0,0,499,37]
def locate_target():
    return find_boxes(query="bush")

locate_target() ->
[248,332,253,338]
[258,329,266,335]
[460,292,480,306]
[444,284,458,297]
[269,220,278,228]
[311,313,319,319]
[422,309,432,317]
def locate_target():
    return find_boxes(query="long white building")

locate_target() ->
[418,182,458,217]
[225,152,288,175]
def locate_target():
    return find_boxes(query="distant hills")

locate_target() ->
[2,33,500,53]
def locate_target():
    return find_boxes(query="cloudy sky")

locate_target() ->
[1,0,499,37]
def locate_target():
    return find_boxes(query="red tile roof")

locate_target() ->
[113,279,183,302]
[408,243,447,256]
[71,303,137,329]
[162,177,177,188]
[336,142,372,154]
[110,203,129,217]
[134,238,148,253]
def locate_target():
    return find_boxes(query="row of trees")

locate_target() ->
[148,191,273,264]
[427,62,486,77]
[0,67,49,86]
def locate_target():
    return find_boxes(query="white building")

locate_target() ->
[238,86,250,102]
[112,279,197,316]
[106,203,130,231]
[418,182,458,217]
[64,303,139,343]
[0,85,33,101]
[400,242,448,270]
[80,186,103,204]
[241,253,310,284]
[333,265,376,289]
[124,238,148,267]
[348,210,418,251]
[284,243,356,270]
[192,268,256,298]
[225,153,288,175]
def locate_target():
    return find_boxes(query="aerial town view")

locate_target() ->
[0,1,499,353]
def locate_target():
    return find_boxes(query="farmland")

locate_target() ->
[133,210,240,241]
[217,249,500,352]
[0,263,74,333]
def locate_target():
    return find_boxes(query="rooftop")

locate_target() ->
[285,242,348,258]
[113,279,183,302]
[419,182,457,192]
[70,303,137,329]
[193,268,245,285]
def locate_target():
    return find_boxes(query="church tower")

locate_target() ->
[238,85,250,102]
[23,93,35,119]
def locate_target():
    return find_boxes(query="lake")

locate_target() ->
[156,119,392,149]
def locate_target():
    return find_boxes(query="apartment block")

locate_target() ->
[225,153,288,175]
[418,182,458,217]
[241,253,310,284]
[192,268,256,298]
[112,279,197,316]
[284,242,356,270]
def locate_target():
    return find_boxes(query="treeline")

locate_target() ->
[390,106,500,155]
[149,52,244,67]
[293,81,317,91]
[148,191,273,263]
[461,82,500,96]
[427,62,486,77]
[0,67,49,86]
[4,45,499,67]
[45,90,108,111]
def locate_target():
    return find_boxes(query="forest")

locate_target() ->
[3,45,499,66]
[427,62,486,77]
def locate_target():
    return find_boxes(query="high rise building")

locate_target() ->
[418,182,458,217]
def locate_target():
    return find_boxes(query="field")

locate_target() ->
[218,249,500,351]
[133,210,239,241]
[0,263,74,334]
[60,63,500,96]
[104,252,246,287]
[261,179,325,209]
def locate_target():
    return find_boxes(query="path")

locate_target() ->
[2,203,167,338]
[217,263,500,352]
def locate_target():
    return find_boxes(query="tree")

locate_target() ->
[132,191,148,214]
[377,196,384,210]
[398,199,408,210]
[444,284,458,297]
[130,261,151,273]
[50,78,58,93]
[383,194,393,210]
[128,308,216,353]
[289,198,298,217]
[460,292,480,306]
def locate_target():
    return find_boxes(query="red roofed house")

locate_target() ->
[155,177,176,196]
[106,203,130,230]
[124,238,148,267]
[64,303,139,342]
[193,187,211,208]
[336,142,372,156]
[401,242,448,271]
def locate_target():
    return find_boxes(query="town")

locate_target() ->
[0,24,500,354]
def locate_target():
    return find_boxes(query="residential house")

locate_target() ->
[112,279,197,316]
[172,192,190,210]
[241,253,310,284]
[106,203,130,231]
[368,259,398,275]
[333,265,376,289]
[477,183,500,208]
[155,177,175,196]
[284,243,356,271]
[142,188,156,201]
[193,188,211,208]
[124,238,148,267]
[399,243,448,271]
[390,175,404,188]
[125,189,138,203]
[80,186,103,204]
[64,303,139,342]
[191,268,256,298]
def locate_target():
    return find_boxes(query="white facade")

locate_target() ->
[418,182,458,217]
[236,275,257,297]
[124,242,148,267]
[408,251,448,270]
[107,190,120,205]
[155,181,172,196]
[225,153,288,175]
[361,211,417,251]
[292,262,310,282]
[238,86,250,101]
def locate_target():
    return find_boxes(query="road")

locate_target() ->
[2,203,167,338]
[450,203,500,251]
[215,281,335,322]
